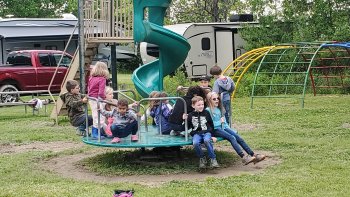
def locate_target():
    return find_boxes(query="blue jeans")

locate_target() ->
[222,100,231,125]
[213,127,254,156]
[74,115,93,130]
[192,132,216,159]
[110,121,138,138]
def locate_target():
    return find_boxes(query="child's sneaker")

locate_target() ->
[253,154,266,164]
[210,158,220,168]
[242,155,256,165]
[199,157,207,168]
[111,137,121,143]
[131,135,138,142]
[169,130,177,136]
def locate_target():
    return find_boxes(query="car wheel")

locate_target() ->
[0,84,19,103]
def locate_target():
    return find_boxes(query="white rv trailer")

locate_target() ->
[140,22,257,78]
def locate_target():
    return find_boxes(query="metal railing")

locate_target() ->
[85,91,145,142]
[0,90,53,115]
[138,97,189,141]
[84,0,134,43]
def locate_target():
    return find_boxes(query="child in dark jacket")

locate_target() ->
[183,96,219,169]
[61,80,92,135]
[169,86,207,133]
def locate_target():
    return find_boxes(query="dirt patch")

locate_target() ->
[232,123,261,131]
[1,135,279,186]
[42,147,280,186]
[0,141,84,154]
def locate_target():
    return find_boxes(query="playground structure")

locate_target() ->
[222,42,350,108]
[45,0,349,148]
[131,0,190,97]
[48,0,195,148]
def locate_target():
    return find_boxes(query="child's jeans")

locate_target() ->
[213,127,254,156]
[192,132,216,159]
[222,100,231,125]
[74,115,93,129]
[110,121,138,138]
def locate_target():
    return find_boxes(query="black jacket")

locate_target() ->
[168,95,193,125]
[187,110,214,136]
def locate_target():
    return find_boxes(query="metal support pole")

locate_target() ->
[111,44,117,92]
[78,0,86,93]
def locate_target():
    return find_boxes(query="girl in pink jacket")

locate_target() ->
[88,61,110,139]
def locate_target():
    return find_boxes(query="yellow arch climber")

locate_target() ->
[222,45,293,102]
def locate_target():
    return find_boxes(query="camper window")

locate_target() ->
[201,37,210,50]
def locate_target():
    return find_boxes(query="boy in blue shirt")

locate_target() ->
[210,65,235,125]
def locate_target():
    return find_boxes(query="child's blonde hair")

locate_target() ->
[191,95,204,105]
[104,86,116,111]
[91,61,109,78]
[206,92,224,112]
[105,86,114,97]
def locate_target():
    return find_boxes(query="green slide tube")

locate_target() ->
[132,0,191,98]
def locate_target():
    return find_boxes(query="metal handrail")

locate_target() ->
[115,89,137,100]
[48,22,79,124]
[138,97,189,141]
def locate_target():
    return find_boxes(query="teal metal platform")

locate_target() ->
[82,126,224,148]
[82,126,193,148]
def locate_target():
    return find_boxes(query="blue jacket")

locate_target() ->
[150,103,172,133]
[206,107,229,129]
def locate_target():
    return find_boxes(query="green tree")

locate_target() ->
[0,0,77,18]
[236,0,350,50]
[169,0,235,23]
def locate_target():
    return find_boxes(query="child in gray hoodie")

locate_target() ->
[99,98,139,143]
[210,65,235,125]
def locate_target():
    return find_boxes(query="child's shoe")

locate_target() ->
[91,127,105,140]
[242,155,256,165]
[111,137,121,143]
[199,157,207,168]
[210,158,220,168]
[169,130,177,136]
[131,135,138,142]
[253,153,266,164]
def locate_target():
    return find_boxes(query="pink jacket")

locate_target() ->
[88,76,106,99]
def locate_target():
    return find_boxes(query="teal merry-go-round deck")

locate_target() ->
[82,126,194,148]
[82,126,224,148]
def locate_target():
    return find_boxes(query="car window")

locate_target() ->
[7,52,32,66]
[39,53,52,67]
[52,53,72,67]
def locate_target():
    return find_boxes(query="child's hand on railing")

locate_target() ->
[220,117,225,123]
[182,113,188,120]
[82,96,88,103]
[131,101,139,107]
[211,137,217,143]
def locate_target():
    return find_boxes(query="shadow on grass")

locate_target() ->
[79,147,238,176]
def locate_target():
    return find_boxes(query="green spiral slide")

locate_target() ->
[132,0,191,98]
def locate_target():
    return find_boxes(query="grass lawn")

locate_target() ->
[0,94,350,196]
